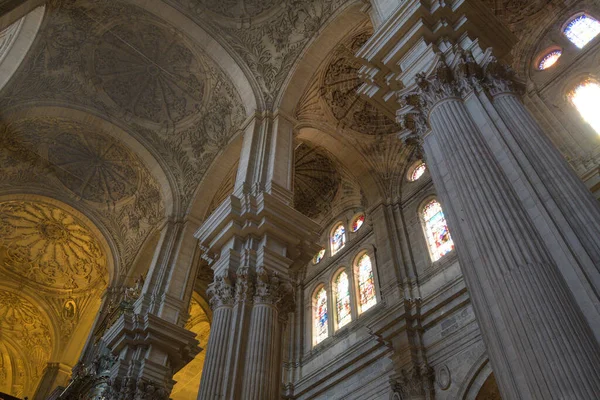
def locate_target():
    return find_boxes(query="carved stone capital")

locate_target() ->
[391,365,435,400]
[104,377,170,400]
[483,56,525,97]
[234,266,254,304]
[207,276,235,309]
[253,269,295,318]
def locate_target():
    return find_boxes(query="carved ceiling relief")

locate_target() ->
[0,201,107,291]
[172,0,351,104]
[0,0,246,212]
[0,289,53,398]
[0,117,163,272]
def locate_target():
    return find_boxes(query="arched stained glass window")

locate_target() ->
[314,287,328,345]
[422,200,454,261]
[334,271,352,329]
[564,15,600,48]
[538,50,562,70]
[569,80,600,135]
[313,249,326,265]
[331,224,346,255]
[410,161,427,181]
[352,214,365,232]
[356,254,377,313]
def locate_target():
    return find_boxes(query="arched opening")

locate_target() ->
[569,79,600,135]
[563,14,600,48]
[333,269,352,330]
[420,199,454,262]
[0,198,111,398]
[354,253,377,313]
[170,294,211,400]
[475,373,502,400]
[313,286,329,346]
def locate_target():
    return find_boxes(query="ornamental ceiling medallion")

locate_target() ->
[294,143,340,219]
[0,201,107,291]
[322,31,401,136]
[91,19,208,129]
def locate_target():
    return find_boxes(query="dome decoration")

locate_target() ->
[322,31,401,136]
[294,143,340,219]
[0,201,107,291]
[92,20,207,127]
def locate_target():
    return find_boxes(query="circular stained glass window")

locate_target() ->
[409,161,427,182]
[313,249,326,265]
[352,214,365,232]
[538,50,562,70]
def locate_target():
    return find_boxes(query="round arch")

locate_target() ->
[0,105,175,217]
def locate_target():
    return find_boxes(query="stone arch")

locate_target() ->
[0,195,114,398]
[0,5,45,91]
[275,1,366,114]
[458,356,501,400]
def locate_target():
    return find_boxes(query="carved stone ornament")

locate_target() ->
[104,376,169,400]
[207,276,235,309]
[391,365,435,399]
[436,364,451,390]
[396,51,521,139]
[0,201,107,291]
[234,266,254,304]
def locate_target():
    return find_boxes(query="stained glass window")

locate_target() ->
[314,287,328,345]
[410,162,427,181]
[352,214,365,232]
[538,50,562,70]
[564,15,600,48]
[569,80,600,135]
[334,271,352,329]
[331,224,346,255]
[313,249,326,265]
[356,254,377,313]
[422,200,454,261]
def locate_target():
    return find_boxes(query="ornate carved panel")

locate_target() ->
[0,201,107,291]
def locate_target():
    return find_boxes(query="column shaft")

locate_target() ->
[241,304,280,399]
[424,97,600,399]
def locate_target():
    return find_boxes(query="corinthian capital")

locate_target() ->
[207,276,234,309]
[253,270,295,315]
[483,56,525,97]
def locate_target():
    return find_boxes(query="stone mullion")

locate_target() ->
[427,96,600,399]
[494,93,600,267]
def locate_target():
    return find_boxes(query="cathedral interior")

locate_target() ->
[0,0,599,399]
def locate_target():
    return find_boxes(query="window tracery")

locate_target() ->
[334,271,352,329]
[538,50,562,70]
[314,287,328,345]
[569,80,600,135]
[331,224,346,255]
[356,254,377,313]
[564,15,600,48]
[422,199,454,261]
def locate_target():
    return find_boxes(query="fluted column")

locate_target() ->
[402,58,600,399]
[198,277,234,399]
[241,272,290,400]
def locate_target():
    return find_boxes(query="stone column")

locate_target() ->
[398,58,600,399]
[195,111,320,400]
[197,277,234,399]
[32,362,71,400]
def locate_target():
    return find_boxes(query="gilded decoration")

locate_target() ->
[0,289,52,396]
[322,31,401,136]
[0,201,107,291]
